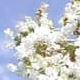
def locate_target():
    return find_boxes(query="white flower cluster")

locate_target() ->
[4,1,80,80]
[59,0,80,36]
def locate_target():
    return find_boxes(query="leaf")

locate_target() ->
[28,27,34,33]
[65,44,77,62]
[39,67,45,74]
[14,35,21,46]
[65,44,76,54]
[20,31,28,37]
[23,57,31,66]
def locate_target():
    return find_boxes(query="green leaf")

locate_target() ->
[64,44,78,62]
[23,57,31,66]
[68,73,76,79]
[65,44,77,55]
[39,67,45,74]
[20,31,28,37]
[28,27,34,33]
[14,35,21,46]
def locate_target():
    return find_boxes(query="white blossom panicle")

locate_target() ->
[4,0,80,80]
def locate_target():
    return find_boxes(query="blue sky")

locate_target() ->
[0,0,70,80]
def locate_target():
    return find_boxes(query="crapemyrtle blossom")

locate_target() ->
[4,0,80,80]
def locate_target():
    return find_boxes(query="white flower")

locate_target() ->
[29,70,38,80]
[52,43,60,50]
[65,13,78,20]
[45,67,58,78]
[57,76,64,80]
[7,63,17,72]
[15,52,27,60]
[37,74,48,80]
[61,22,76,35]
[4,28,14,38]
[15,43,34,59]
[65,3,72,12]
[40,17,53,27]
[35,26,51,36]
[16,18,38,32]
[74,36,80,47]
[51,31,66,43]
[32,63,40,70]
[15,43,26,54]
[75,48,80,58]
[5,43,15,49]
[41,3,49,9]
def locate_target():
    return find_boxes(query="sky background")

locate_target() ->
[0,0,70,80]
